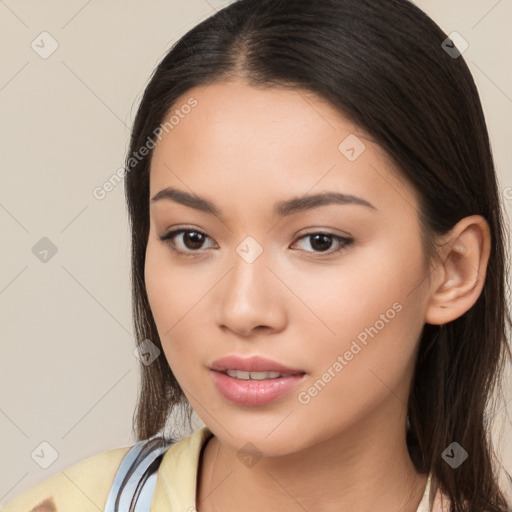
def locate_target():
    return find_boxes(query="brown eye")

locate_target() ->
[180,231,206,250]
[159,229,215,256]
[309,234,334,252]
[292,232,354,255]
[158,229,354,258]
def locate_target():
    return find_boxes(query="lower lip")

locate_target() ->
[210,370,305,406]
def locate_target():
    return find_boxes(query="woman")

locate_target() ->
[4,0,511,511]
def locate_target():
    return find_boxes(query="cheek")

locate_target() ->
[144,241,215,379]
[144,240,201,331]
[290,238,426,399]
[289,235,425,343]
[145,243,173,330]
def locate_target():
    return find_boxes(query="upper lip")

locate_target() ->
[210,355,305,375]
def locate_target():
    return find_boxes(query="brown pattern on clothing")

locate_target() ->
[29,497,57,512]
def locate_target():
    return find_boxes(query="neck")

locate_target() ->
[196,407,428,512]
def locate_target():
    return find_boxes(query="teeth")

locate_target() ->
[226,370,283,380]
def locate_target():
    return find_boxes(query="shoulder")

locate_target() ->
[1,445,131,512]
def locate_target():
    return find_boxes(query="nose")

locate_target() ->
[214,248,287,338]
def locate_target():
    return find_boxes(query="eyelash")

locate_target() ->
[158,228,354,258]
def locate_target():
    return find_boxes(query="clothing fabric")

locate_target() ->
[2,426,449,512]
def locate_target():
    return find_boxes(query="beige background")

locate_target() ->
[0,0,511,505]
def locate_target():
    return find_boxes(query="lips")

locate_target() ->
[209,355,306,406]
[210,355,305,375]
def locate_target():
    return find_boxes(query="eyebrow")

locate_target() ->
[150,187,377,218]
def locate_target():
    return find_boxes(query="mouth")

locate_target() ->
[210,370,306,406]
[218,369,304,380]
[209,355,306,406]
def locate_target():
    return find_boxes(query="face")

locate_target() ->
[145,79,433,457]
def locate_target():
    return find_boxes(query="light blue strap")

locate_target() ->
[104,440,147,511]
[115,444,166,512]
[104,436,173,512]
[134,471,158,512]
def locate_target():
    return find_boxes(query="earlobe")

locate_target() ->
[424,215,491,326]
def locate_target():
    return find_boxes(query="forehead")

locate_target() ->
[152,79,368,165]
[149,80,420,219]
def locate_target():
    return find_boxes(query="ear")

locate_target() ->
[424,215,491,326]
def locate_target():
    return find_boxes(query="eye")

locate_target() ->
[291,232,354,255]
[158,228,354,257]
[158,228,215,257]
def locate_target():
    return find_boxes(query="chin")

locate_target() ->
[201,410,314,457]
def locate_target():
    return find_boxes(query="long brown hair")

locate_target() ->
[124,1,512,510]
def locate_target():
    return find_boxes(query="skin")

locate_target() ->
[144,78,491,512]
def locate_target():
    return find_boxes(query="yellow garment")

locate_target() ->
[1,445,131,511]
[2,426,448,512]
